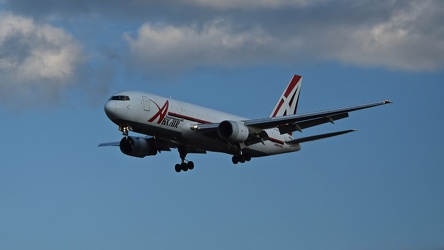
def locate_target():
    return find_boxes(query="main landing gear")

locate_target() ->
[175,161,194,172]
[175,147,194,173]
[232,152,251,164]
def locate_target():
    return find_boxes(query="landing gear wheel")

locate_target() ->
[239,156,246,163]
[244,154,251,162]
[232,155,239,164]
[188,161,194,170]
[175,164,181,172]
[181,162,188,171]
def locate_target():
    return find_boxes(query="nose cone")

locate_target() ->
[104,100,117,120]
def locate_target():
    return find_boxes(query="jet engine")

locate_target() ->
[218,120,249,143]
[119,136,158,158]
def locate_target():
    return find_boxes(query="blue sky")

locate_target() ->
[1,1,444,249]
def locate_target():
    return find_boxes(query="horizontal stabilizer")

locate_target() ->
[286,129,356,145]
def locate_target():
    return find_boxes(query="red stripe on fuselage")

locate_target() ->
[269,137,284,145]
[168,112,212,124]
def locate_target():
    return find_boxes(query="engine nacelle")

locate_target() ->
[218,120,249,143]
[119,136,158,158]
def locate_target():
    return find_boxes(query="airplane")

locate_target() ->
[99,75,391,172]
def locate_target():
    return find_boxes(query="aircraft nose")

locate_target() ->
[104,100,117,119]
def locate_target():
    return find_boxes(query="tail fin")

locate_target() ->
[270,74,302,117]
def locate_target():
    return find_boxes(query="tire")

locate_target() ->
[232,156,239,164]
[181,162,188,171]
[188,161,194,170]
[175,164,181,172]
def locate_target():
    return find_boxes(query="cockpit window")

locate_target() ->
[109,95,130,101]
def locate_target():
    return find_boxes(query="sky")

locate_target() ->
[1,0,444,249]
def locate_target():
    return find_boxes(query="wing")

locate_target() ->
[193,100,391,142]
[245,100,392,133]
[196,100,390,132]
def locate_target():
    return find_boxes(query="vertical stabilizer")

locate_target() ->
[270,75,302,117]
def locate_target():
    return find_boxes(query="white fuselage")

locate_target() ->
[104,91,301,157]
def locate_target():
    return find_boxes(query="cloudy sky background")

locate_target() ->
[1,0,443,249]
[1,0,443,108]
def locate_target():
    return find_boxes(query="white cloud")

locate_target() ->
[124,20,274,72]
[123,0,444,73]
[0,12,84,108]
[326,1,444,71]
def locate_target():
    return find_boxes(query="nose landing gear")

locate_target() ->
[119,125,130,137]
